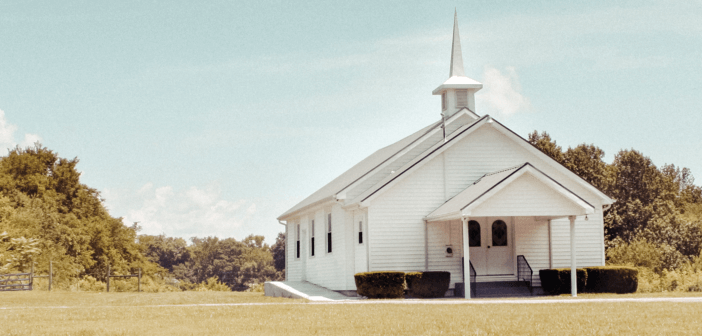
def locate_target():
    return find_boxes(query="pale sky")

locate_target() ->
[1,1,700,244]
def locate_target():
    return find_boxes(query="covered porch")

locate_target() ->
[424,163,595,299]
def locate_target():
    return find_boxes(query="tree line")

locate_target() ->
[528,131,702,274]
[0,145,284,291]
[3,136,701,292]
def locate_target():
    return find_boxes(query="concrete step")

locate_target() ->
[469,281,537,298]
[265,281,357,301]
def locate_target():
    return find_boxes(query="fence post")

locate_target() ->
[49,261,53,291]
[138,268,141,293]
[106,264,110,293]
[30,261,34,291]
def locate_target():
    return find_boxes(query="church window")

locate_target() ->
[358,221,363,244]
[456,89,468,107]
[468,220,481,247]
[327,213,333,253]
[296,223,300,259]
[310,220,315,257]
[492,220,508,247]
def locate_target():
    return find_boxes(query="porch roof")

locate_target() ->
[425,162,595,221]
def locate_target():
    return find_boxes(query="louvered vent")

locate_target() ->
[441,92,447,111]
[456,89,468,107]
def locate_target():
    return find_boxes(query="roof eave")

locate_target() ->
[277,195,336,221]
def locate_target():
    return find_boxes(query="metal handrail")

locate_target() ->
[469,260,477,298]
[461,257,478,298]
[517,255,533,294]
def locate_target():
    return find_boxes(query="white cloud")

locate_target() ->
[20,133,42,148]
[0,110,18,150]
[108,182,259,239]
[0,109,43,153]
[476,66,530,119]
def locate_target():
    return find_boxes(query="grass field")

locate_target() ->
[2,291,702,335]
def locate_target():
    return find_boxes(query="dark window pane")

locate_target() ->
[328,232,332,253]
[469,220,481,247]
[492,220,507,246]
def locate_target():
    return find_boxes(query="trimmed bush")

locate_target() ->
[354,271,405,299]
[584,266,638,293]
[405,271,450,298]
[539,268,587,295]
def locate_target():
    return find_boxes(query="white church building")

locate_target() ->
[277,14,613,298]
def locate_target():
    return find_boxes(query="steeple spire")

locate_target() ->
[432,11,482,118]
[449,10,465,77]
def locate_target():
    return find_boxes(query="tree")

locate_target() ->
[271,232,285,272]
[563,144,612,193]
[138,234,190,272]
[527,131,565,164]
[0,144,150,285]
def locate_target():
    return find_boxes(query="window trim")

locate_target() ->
[358,220,363,245]
[295,223,300,259]
[326,213,333,254]
[310,219,315,257]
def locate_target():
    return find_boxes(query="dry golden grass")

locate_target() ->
[1,291,701,335]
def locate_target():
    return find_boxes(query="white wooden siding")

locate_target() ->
[368,158,445,272]
[286,220,302,281]
[550,212,606,269]
[285,204,353,290]
[344,207,356,290]
[514,217,550,287]
[354,210,368,275]
[345,114,476,202]
[443,125,602,207]
[427,220,463,288]
[470,173,586,217]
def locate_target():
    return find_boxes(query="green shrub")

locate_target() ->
[193,276,231,292]
[405,271,450,298]
[72,275,106,292]
[584,266,638,293]
[539,268,587,295]
[354,271,405,299]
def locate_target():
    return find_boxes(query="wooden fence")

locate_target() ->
[0,272,33,291]
[0,261,53,291]
[106,264,142,292]
[1,262,143,292]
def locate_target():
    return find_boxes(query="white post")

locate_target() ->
[569,215,577,297]
[462,217,471,299]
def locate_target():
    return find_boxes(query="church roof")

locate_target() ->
[425,163,595,221]
[278,119,442,220]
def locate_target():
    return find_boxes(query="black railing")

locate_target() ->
[517,255,533,293]
[461,257,477,298]
[469,260,477,298]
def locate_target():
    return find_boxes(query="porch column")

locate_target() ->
[569,215,577,297]
[461,217,471,299]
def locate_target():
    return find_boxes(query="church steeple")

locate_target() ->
[449,10,465,77]
[433,11,482,118]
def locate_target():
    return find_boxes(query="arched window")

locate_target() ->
[468,220,480,247]
[492,220,507,247]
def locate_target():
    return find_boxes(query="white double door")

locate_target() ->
[468,217,514,276]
